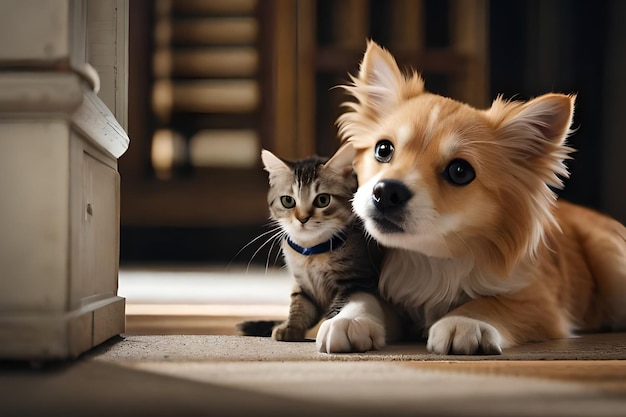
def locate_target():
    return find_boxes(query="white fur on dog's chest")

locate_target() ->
[380,249,515,328]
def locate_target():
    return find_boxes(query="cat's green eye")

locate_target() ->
[313,193,331,208]
[280,195,296,209]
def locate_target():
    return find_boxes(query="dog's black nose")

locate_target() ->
[372,180,413,211]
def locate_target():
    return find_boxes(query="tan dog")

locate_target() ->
[327,41,626,355]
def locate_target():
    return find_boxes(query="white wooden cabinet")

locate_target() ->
[0,0,128,359]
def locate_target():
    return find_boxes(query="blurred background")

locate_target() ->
[120,0,626,267]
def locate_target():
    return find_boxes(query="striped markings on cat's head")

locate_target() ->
[261,144,357,248]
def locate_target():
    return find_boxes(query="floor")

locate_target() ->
[119,265,298,335]
[2,266,626,417]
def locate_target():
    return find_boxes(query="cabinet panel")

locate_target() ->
[73,145,120,304]
[0,121,70,312]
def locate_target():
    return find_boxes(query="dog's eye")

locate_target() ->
[443,159,475,186]
[374,140,395,163]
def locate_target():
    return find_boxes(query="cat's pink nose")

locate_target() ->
[298,216,311,224]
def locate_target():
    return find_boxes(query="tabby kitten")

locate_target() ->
[238,144,389,353]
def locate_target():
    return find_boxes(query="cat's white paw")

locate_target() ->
[316,314,385,353]
[427,316,503,355]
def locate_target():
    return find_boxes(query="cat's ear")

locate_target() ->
[324,143,355,178]
[261,149,290,184]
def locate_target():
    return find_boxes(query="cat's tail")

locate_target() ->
[236,320,283,337]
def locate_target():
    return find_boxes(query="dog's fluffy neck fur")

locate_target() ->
[380,248,533,329]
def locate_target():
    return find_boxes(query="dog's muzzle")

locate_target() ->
[370,180,413,232]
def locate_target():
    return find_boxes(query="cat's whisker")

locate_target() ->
[227,223,281,270]
[246,228,285,274]
[273,242,285,267]
[264,230,286,274]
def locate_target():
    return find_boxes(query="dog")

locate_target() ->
[316,41,626,355]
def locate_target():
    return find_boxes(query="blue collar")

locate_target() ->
[286,231,349,256]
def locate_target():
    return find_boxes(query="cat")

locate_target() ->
[237,144,393,353]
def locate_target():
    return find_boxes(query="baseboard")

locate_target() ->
[0,296,125,360]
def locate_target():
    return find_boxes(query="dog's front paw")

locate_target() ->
[316,315,385,353]
[427,316,503,355]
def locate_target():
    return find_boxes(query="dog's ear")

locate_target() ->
[337,41,424,143]
[499,94,574,144]
[355,41,425,114]
[357,41,405,111]
[490,93,575,187]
